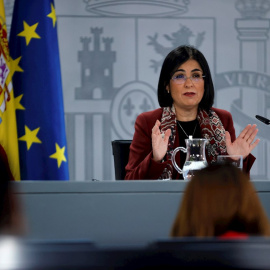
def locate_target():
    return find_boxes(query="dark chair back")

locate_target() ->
[111,140,132,180]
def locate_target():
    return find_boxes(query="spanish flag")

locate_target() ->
[0,0,20,180]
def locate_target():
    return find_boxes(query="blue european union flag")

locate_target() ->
[9,0,69,180]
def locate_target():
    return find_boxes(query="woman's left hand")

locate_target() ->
[225,124,260,159]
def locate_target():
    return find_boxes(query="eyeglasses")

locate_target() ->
[171,73,206,84]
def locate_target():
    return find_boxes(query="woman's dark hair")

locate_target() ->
[170,163,270,237]
[157,45,214,112]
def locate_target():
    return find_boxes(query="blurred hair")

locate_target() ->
[0,182,26,236]
[0,168,11,231]
[0,149,26,235]
[170,163,270,237]
[157,45,214,112]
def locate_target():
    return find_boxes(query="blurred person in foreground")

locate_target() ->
[170,163,270,238]
[125,45,259,180]
[0,154,26,236]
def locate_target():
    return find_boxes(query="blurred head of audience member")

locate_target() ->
[0,154,26,236]
[170,163,270,238]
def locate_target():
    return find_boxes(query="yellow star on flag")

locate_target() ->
[49,143,67,168]
[10,56,23,79]
[47,3,57,27]
[14,94,25,110]
[17,21,41,46]
[18,126,42,150]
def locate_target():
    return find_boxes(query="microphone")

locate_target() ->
[255,115,270,125]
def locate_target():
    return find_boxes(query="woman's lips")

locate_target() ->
[184,92,196,97]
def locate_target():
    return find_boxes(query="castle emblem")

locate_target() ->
[76,27,116,100]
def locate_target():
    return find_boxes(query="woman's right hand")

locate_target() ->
[151,120,171,162]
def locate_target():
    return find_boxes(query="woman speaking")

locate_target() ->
[125,45,259,180]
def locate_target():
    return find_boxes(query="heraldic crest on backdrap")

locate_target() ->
[59,0,270,180]
[67,0,215,180]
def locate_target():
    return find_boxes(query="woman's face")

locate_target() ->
[166,59,205,111]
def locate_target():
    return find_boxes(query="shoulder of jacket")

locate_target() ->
[138,108,163,119]
[211,107,232,117]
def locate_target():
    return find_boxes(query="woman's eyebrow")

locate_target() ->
[175,68,202,73]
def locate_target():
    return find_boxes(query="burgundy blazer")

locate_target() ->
[125,107,255,180]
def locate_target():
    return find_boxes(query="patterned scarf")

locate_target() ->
[159,106,227,180]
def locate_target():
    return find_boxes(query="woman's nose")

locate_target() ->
[184,77,193,87]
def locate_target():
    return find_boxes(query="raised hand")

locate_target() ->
[152,120,171,162]
[225,124,260,159]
